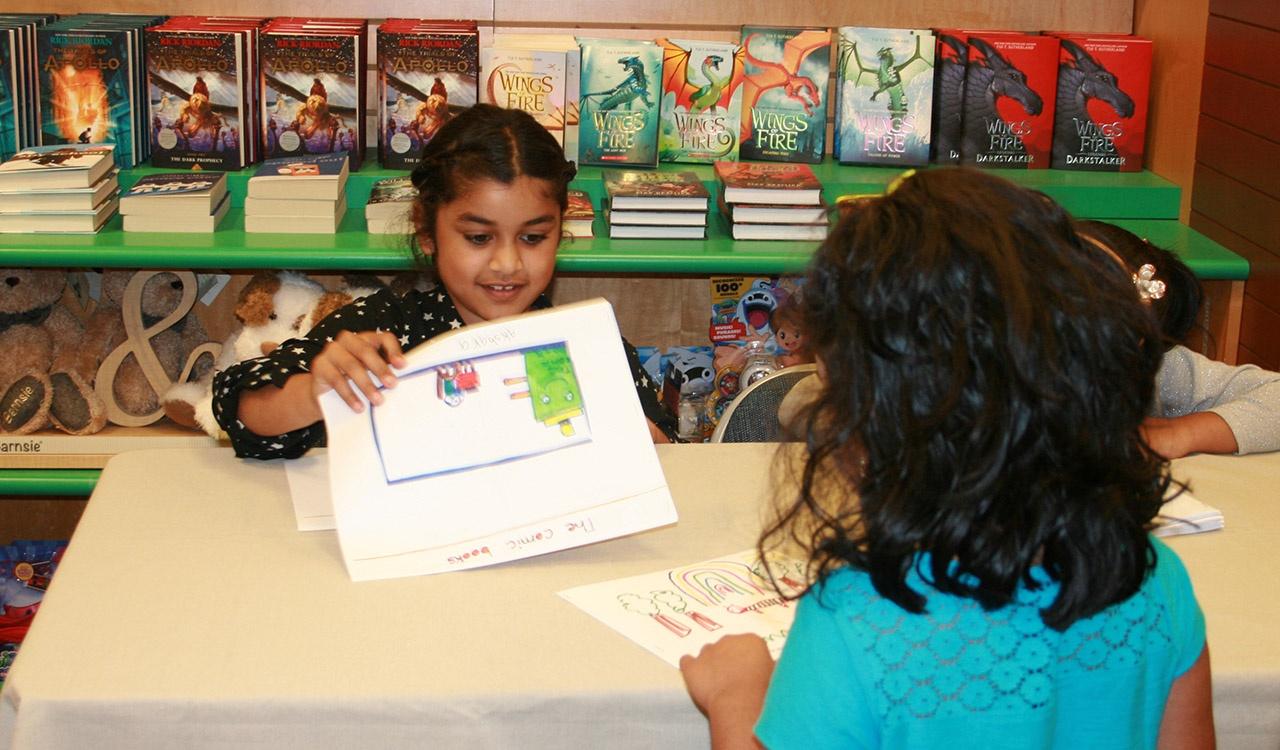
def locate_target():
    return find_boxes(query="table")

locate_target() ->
[1,445,1277,749]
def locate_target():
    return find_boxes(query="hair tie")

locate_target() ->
[563,159,578,183]
[1134,264,1166,301]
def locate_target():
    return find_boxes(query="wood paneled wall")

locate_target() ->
[1189,1,1280,368]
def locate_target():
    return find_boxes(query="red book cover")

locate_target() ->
[931,30,968,164]
[1050,35,1152,172]
[713,161,820,192]
[960,33,1059,169]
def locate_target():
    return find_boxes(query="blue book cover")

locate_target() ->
[578,40,662,167]
[834,27,935,166]
[0,31,16,160]
[36,26,136,168]
[739,26,830,163]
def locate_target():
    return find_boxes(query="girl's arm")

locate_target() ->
[1154,346,1280,456]
[236,330,407,436]
[680,634,773,750]
[1157,645,1214,750]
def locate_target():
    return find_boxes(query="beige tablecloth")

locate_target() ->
[1,445,1277,749]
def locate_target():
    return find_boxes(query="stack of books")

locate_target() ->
[563,188,595,239]
[377,19,480,169]
[119,172,229,233]
[0,144,118,233]
[715,161,827,241]
[245,152,348,234]
[363,176,415,234]
[602,170,709,240]
[260,17,368,170]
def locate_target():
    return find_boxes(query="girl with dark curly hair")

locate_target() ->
[681,169,1212,750]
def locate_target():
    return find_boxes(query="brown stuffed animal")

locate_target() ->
[92,270,214,426]
[0,268,108,435]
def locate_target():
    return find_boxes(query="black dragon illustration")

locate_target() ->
[960,36,1043,163]
[1051,38,1135,168]
[931,33,967,163]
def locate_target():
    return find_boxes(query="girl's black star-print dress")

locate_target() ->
[212,287,679,459]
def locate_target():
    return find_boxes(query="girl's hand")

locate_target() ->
[680,634,773,750]
[310,330,408,412]
[1142,413,1238,459]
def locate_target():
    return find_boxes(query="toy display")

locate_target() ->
[0,269,109,435]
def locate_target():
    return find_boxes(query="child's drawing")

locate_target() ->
[560,549,803,667]
[371,342,591,482]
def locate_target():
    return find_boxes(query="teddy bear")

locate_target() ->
[90,270,215,427]
[0,268,108,435]
[162,271,388,438]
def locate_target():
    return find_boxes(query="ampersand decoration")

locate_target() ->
[94,271,213,427]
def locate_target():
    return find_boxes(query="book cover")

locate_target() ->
[146,29,245,170]
[378,25,479,169]
[739,26,830,163]
[657,39,744,163]
[489,34,581,162]
[0,30,17,160]
[119,172,228,214]
[364,175,416,218]
[602,169,709,209]
[579,40,662,167]
[248,152,348,200]
[481,47,568,147]
[0,194,117,233]
[563,187,594,238]
[1051,36,1151,172]
[834,28,935,166]
[36,26,136,168]
[931,31,968,164]
[260,30,362,169]
[0,143,115,188]
[714,161,821,204]
[960,34,1059,169]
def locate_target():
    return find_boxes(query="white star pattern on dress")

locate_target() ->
[449,319,462,329]
[292,347,306,355]
[399,334,410,347]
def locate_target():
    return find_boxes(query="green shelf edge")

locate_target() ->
[0,469,100,497]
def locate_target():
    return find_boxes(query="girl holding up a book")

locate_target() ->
[213,104,678,457]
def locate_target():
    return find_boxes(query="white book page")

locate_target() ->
[320,299,677,581]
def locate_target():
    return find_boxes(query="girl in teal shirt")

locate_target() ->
[680,169,1213,749]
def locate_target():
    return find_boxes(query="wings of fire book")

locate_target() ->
[657,38,745,163]
[319,298,678,581]
[738,25,831,163]
[834,27,935,166]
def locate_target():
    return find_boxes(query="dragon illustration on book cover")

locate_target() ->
[960,36,1043,160]
[663,44,745,114]
[932,33,968,163]
[740,29,828,141]
[584,55,654,111]
[1052,38,1135,165]
[838,34,930,116]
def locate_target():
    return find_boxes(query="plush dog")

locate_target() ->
[163,271,386,438]
[0,268,108,435]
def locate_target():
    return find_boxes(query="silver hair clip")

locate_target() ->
[1134,264,1166,301]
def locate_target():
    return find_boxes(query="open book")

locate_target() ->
[319,298,677,581]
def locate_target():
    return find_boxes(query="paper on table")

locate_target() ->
[1154,489,1224,537]
[320,299,677,581]
[283,453,335,531]
[559,549,803,667]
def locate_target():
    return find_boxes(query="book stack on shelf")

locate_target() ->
[715,161,827,241]
[245,152,348,234]
[119,172,229,233]
[563,188,595,239]
[364,176,415,235]
[0,144,118,233]
[602,170,709,240]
